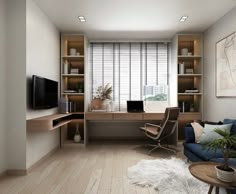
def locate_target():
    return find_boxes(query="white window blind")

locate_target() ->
[90,42,169,111]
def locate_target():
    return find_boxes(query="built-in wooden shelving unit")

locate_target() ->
[60,34,87,144]
[175,34,203,139]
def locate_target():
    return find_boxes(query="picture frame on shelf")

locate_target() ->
[216,32,236,97]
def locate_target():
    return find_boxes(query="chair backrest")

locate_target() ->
[158,107,180,140]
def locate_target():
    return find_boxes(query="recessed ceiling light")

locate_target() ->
[78,16,86,22]
[179,16,188,22]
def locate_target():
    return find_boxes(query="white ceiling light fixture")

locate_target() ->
[78,16,86,22]
[179,16,188,22]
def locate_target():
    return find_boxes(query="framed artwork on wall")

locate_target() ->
[216,32,236,97]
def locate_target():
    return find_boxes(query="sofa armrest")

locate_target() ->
[184,126,195,143]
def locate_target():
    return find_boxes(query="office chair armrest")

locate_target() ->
[145,123,161,129]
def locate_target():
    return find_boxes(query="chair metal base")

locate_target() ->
[146,142,177,155]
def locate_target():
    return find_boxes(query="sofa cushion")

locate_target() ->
[223,118,236,134]
[184,143,223,161]
[191,122,203,143]
[199,123,232,144]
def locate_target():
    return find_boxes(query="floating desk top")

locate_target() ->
[27,113,72,131]
[85,112,164,121]
[85,112,201,121]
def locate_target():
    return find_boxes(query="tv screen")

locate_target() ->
[32,75,58,109]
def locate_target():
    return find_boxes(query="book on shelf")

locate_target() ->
[185,90,199,93]
[64,90,77,93]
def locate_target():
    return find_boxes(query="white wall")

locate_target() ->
[26,0,60,168]
[204,7,236,121]
[6,0,27,170]
[0,0,7,174]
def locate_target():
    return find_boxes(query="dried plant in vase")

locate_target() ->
[91,84,112,110]
[95,83,112,100]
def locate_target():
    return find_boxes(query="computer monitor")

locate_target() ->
[127,101,144,113]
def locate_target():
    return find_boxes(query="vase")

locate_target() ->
[74,133,81,143]
[91,98,104,110]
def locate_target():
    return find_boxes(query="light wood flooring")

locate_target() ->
[0,141,185,194]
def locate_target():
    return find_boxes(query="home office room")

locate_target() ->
[0,0,236,193]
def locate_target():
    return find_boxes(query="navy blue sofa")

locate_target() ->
[183,118,236,166]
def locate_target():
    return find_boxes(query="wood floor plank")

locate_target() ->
[84,169,102,194]
[0,142,183,194]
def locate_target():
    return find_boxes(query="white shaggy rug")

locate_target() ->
[128,157,221,194]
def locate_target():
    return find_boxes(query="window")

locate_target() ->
[90,42,169,111]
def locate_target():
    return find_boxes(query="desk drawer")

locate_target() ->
[113,113,143,120]
[143,113,163,120]
[85,113,113,120]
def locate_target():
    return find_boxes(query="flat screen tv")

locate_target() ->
[32,75,58,109]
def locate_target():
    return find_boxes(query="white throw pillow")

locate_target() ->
[191,122,203,143]
[199,123,232,144]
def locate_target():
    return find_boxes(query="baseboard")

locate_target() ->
[27,146,59,173]
[0,170,7,179]
[7,169,27,176]
[4,146,59,176]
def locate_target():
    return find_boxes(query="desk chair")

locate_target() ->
[140,107,180,155]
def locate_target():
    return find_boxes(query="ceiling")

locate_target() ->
[34,0,236,40]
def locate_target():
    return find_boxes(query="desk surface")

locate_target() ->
[85,112,164,121]
[85,112,201,121]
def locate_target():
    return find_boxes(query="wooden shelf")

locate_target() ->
[62,93,84,96]
[62,55,84,59]
[63,139,85,145]
[178,93,202,95]
[71,112,84,114]
[27,113,72,131]
[62,74,84,77]
[178,55,201,59]
[178,74,202,77]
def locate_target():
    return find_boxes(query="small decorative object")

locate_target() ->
[216,32,236,97]
[77,82,83,93]
[91,83,112,110]
[179,62,185,74]
[76,52,80,56]
[181,48,188,55]
[74,124,81,143]
[69,48,77,55]
[185,68,194,74]
[70,68,79,74]
[187,52,192,56]
[64,61,68,74]
[190,104,194,112]
[206,128,236,182]
[59,97,70,113]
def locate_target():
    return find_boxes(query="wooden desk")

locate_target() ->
[189,162,236,194]
[85,112,164,121]
[84,112,178,146]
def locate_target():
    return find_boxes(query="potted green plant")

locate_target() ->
[207,128,236,182]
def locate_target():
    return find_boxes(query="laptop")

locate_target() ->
[127,101,144,113]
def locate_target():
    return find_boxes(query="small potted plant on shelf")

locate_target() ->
[206,128,236,182]
[91,83,112,110]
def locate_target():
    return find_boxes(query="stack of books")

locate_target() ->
[185,89,199,93]
[70,68,79,74]
[64,90,77,93]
